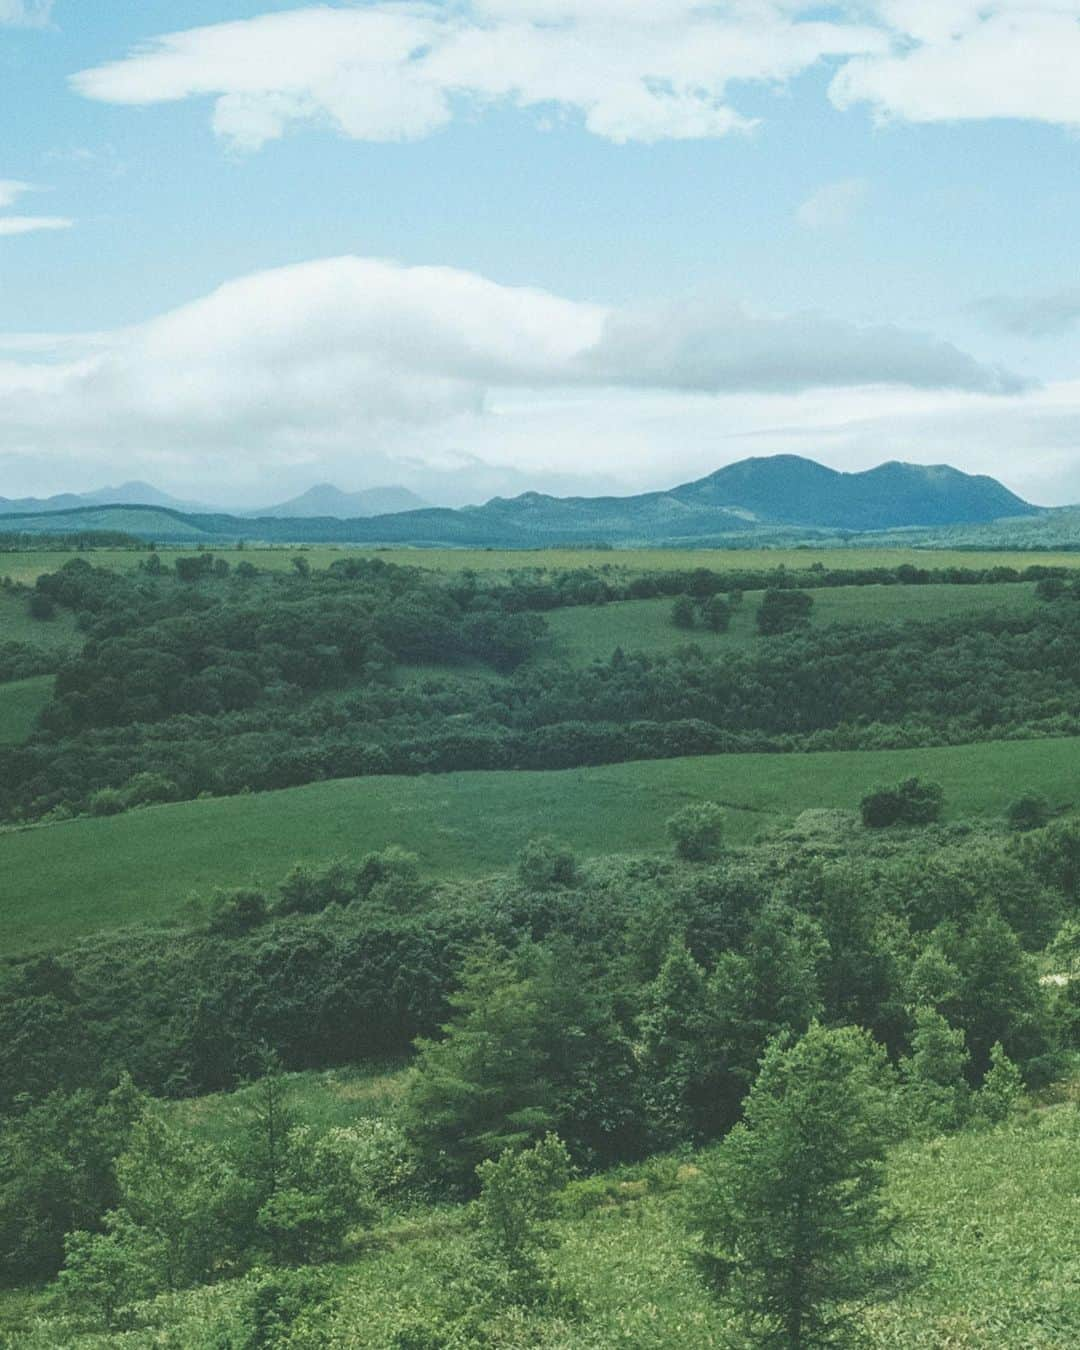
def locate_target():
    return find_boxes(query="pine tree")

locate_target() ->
[688,1024,903,1348]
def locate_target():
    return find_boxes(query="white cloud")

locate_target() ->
[0,0,52,27]
[0,254,1029,501]
[796,178,868,229]
[0,216,72,236]
[70,3,1080,147]
[0,179,32,208]
[831,3,1080,127]
[71,3,887,149]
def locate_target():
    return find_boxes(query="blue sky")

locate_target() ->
[3,1,1080,506]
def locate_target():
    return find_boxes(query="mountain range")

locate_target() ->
[0,457,1043,547]
[246,483,429,518]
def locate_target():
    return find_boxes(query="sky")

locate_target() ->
[3,2,1080,508]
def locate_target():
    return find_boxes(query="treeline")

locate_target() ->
[0,529,145,551]
[7,590,1080,820]
[2,809,1078,1295]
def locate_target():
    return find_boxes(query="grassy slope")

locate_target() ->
[543,583,1039,663]
[5,545,1080,587]
[4,1082,1075,1347]
[0,675,54,746]
[3,736,1077,953]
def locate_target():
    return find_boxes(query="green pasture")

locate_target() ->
[5,544,1080,588]
[0,675,54,746]
[0,587,83,652]
[543,582,1040,663]
[3,735,1077,953]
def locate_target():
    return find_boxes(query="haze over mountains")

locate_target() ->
[0,456,1044,548]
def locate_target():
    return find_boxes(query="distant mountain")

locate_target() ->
[251,483,430,519]
[0,481,209,514]
[664,456,1038,530]
[0,457,1044,547]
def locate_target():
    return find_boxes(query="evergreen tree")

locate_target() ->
[688,1024,903,1348]
[901,1006,971,1135]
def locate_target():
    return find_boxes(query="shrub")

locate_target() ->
[277,860,356,915]
[671,595,696,629]
[208,888,268,938]
[88,788,126,818]
[861,778,944,828]
[756,588,813,635]
[123,772,181,807]
[517,837,578,890]
[666,801,724,862]
[1007,792,1050,832]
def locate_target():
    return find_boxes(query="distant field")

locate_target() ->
[2,736,1076,953]
[0,588,83,652]
[544,582,1040,663]
[4,544,1080,587]
[0,675,53,745]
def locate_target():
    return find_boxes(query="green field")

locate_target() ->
[3,735,1077,953]
[0,588,83,652]
[5,544,1080,587]
[0,675,54,746]
[544,582,1040,663]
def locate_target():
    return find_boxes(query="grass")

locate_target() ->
[0,588,82,653]
[0,675,54,746]
[2,735,1077,953]
[543,583,1040,664]
[5,1090,1075,1347]
[4,545,1080,587]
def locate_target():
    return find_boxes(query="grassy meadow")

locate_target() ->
[5,543,1080,587]
[0,587,82,651]
[3,735,1077,953]
[0,675,54,746]
[543,582,1041,663]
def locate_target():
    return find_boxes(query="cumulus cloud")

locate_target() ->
[0,254,1028,500]
[0,0,52,26]
[831,3,1080,127]
[796,178,868,229]
[971,288,1080,338]
[71,3,1080,147]
[70,3,887,149]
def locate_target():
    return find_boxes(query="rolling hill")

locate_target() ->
[0,456,1044,547]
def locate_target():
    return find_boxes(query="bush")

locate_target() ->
[208,888,268,938]
[88,788,127,818]
[666,801,724,862]
[517,837,578,890]
[277,860,356,915]
[756,588,813,635]
[861,778,944,829]
[671,595,696,630]
[123,772,181,807]
[700,595,731,633]
[1007,792,1050,832]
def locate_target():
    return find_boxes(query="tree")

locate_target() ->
[401,941,556,1191]
[516,836,577,891]
[671,595,696,629]
[756,589,813,635]
[471,1133,572,1308]
[976,1042,1023,1124]
[687,1024,902,1349]
[701,594,732,633]
[861,778,944,829]
[900,1006,971,1135]
[667,801,724,862]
